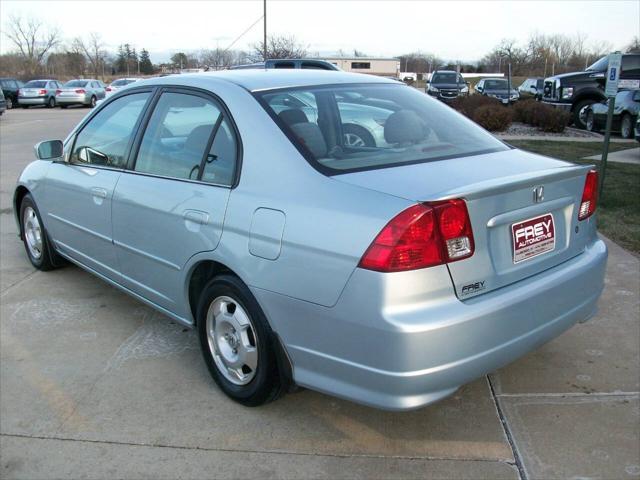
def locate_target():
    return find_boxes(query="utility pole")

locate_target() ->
[263,0,267,62]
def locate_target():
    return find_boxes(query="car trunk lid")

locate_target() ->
[334,148,594,299]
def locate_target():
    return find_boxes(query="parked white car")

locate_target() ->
[105,78,141,97]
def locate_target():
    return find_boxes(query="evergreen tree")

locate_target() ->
[115,45,127,73]
[139,49,154,74]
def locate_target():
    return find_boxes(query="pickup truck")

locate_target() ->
[542,53,640,129]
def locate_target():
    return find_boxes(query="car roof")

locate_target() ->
[137,69,396,92]
[432,70,458,74]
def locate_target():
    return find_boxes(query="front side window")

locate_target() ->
[71,92,150,167]
[134,92,237,185]
[258,83,508,174]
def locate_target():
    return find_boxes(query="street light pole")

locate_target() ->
[263,0,267,63]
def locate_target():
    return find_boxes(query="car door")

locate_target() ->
[111,88,238,317]
[44,90,153,279]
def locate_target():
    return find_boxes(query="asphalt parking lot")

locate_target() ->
[0,108,639,480]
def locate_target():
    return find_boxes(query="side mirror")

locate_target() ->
[34,140,63,160]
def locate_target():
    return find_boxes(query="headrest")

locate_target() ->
[384,110,427,144]
[279,109,308,126]
[290,122,327,158]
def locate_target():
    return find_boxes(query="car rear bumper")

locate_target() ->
[56,95,89,105]
[18,97,47,105]
[254,237,607,410]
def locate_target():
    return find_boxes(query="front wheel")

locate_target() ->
[47,96,55,108]
[197,275,284,406]
[20,194,60,271]
[89,96,97,108]
[342,124,376,147]
[620,113,633,139]
[573,99,596,130]
[6,97,13,109]
[585,110,595,132]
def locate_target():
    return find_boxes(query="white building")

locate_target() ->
[325,57,400,77]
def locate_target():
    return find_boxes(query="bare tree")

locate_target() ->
[624,36,640,53]
[74,32,105,78]
[4,14,60,76]
[252,35,307,61]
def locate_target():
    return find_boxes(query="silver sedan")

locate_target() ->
[56,79,106,108]
[13,71,607,410]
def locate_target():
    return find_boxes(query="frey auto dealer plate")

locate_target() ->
[511,213,555,264]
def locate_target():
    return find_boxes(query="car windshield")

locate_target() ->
[24,81,47,88]
[431,73,460,84]
[485,80,508,89]
[112,79,136,86]
[586,56,608,72]
[257,83,508,174]
[64,80,88,87]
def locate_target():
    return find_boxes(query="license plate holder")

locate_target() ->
[511,213,555,264]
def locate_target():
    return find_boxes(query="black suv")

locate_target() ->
[426,70,469,102]
[0,77,24,110]
[542,53,640,129]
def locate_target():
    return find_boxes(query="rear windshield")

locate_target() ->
[431,73,462,84]
[111,79,136,86]
[24,80,47,88]
[64,80,88,87]
[257,83,508,174]
[484,79,508,89]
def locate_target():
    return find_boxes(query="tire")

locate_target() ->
[620,113,633,139]
[573,99,596,130]
[6,97,13,109]
[60,105,68,109]
[197,274,284,406]
[89,96,97,108]
[343,124,376,147]
[585,110,595,132]
[47,96,55,108]
[19,194,60,271]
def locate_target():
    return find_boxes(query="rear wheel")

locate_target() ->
[197,274,284,406]
[343,124,376,147]
[585,110,595,132]
[89,96,97,108]
[620,113,633,139]
[573,99,596,130]
[20,194,60,271]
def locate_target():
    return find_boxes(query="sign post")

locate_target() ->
[599,52,622,197]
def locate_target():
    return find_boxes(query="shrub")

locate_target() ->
[451,94,501,118]
[535,107,571,132]
[512,99,570,132]
[473,105,513,132]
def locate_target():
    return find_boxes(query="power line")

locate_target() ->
[222,15,264,54]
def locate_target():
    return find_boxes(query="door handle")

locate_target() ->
[183,210,209,225]
[91,187,108,199]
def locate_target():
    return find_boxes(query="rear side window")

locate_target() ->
[258,83,508,174]
[71,92,150,167]
[134,92,237,185]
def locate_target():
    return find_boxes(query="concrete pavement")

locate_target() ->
[584,147,640,165]
[1,108,638,479]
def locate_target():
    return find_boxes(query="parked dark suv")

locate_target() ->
[0,77,24,110]
[542,53,640,129]
[426,70,469,102]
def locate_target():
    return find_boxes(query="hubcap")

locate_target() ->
[622,118,631,138]
[23,206,43,260]
[206,296,258,385]
[578,105,591,126]
[344,132,365,147]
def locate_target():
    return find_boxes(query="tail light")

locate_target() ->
[578,169,598,220]
[75,89,86,94]
[55,89,61,95]
[105,87,112,92]
[39,89,46,95]
[358,199,475,273]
